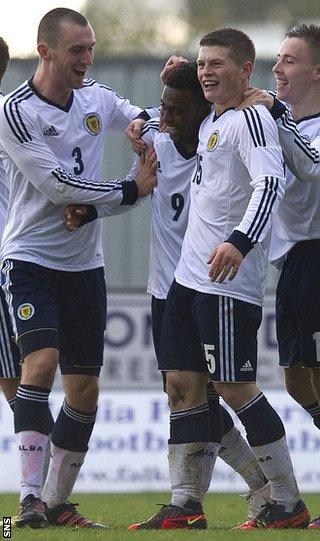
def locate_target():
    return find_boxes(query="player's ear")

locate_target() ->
[37,42,51,61]
[313,64,320,82]
[241,61,254,80]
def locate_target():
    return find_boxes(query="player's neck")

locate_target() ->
[214,82,250,117]
[171,136,198,158]
[32,71,72,107]
[291,96,320,121]
[214,96,246,117]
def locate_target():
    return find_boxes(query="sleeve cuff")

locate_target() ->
[269,97,287,120]
[226,230,254,257]
[134,110,151,121]
[78,205,98,226]
[121,180,138,205]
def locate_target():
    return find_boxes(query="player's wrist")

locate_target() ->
[121,180,139,204]
[134,110,151,122]
[225,230,253,257]
[269,97,287,120]
[78,205,98,226]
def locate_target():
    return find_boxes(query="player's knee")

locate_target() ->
[284,377,304,404]
[216,384,237,407]
[63,375,99,412]
[166,372,192,409]
[216,382,258,410]
[21,351,57,388]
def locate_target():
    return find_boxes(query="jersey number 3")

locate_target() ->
[72,147,84,175]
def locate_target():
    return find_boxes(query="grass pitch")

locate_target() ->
[0,493,319,540]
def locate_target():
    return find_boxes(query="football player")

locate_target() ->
[239,23,320,530]
[130,28,308,531]
[0,8,156,529]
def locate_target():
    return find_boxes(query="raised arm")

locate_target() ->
[0,105,156,209]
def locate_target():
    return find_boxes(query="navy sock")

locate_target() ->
[236,392,285,447]
[14,384,53,434]
[51,399,97,452]
[221,405,235,435]
[169,403,210,444]
[303,402,320,429]
[206,387,223,444]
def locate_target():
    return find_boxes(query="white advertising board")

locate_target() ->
[0,390,319,493]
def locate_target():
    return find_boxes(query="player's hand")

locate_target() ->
[63,205,88,231]
[207,242,243,283]
[135,148,157,198]
[125,119,148,153]
[160,55,189,85]
[237,87,274,111]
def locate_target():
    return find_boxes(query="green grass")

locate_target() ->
[0,493,319,540]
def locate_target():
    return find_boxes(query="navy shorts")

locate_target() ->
[1,259,107,376]
[161,280,262,382]
[276,240,320,369]
[0,287,20,379]
[151,296,166,364]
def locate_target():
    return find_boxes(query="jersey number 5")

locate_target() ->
[192,154,203,185]
[203,343,216,374]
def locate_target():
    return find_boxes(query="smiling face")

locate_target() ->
[273,37,318,107]
[45,21,95,91]
[160,85,209,144]
[197,45,253,114]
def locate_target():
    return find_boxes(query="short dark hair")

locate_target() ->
[285,24,320,64]
[0,37,10,83]
[199,28,255,65]
[166,62,208,106]
[37,8,89,47]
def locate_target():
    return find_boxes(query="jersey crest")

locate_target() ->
[83,112,102,135]
[17,303,35,320]
[206,131,219,152]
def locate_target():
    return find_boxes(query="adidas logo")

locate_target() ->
[240,360,253,372]
[44,125,59,136]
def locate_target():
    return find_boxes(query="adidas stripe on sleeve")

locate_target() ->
[271,100,320,182]
[228,106,285,254]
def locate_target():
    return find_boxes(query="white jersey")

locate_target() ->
[0,78,142,271]
[175,106,285,306]
[139,119,195,299]
[269,103,320,264]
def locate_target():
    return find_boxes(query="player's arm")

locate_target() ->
[0,105,156,208]
[267,98,320,183]
[232,107,285,243]
[239,89,320,183]
[101,85,158,151]
[63,150,156,229]
[209,108,285,283]
[125,108,160,152]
